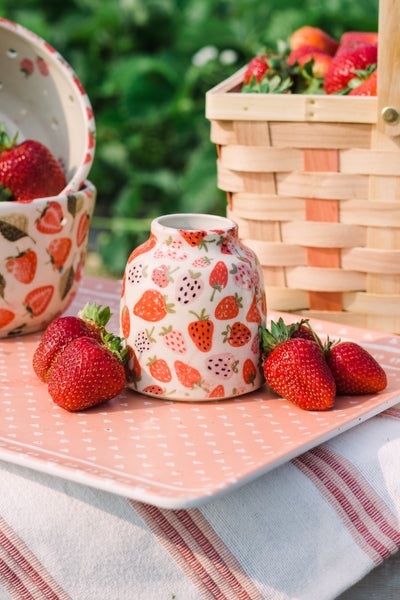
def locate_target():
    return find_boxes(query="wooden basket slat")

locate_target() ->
[341,248,400,274]
[211,120,373,148]
[285,267,365,292]
[275,172,368,200]
[280,221,365,247]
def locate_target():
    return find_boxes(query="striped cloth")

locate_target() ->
[0,405,399,600]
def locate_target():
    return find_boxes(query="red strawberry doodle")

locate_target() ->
[223,322,252,347]
[174,361,202,388]
[188,309,214,352]
[178,229,207,247]
[0,308,15,329]
[133,290,175,322]
[147,356,172,382]
[20,57,34,76]
[127,233,157,264]
[214,294,242,320]
[121,305,130,338]
[36,201,64,234]
[142,385,164,395]
[24,285,54,316]
[208,385,225,399]
[243,358,257,385]
[246,295,262,323]
[209,261,228,300]
[36,56,49,76]
[77,212,90,246]
[48,238,72,271]
[6,248,37,283]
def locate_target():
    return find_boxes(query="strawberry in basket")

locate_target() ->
[0,124,67,202]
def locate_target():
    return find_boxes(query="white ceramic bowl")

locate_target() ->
[0,181,96,336]
[0,18,95,193]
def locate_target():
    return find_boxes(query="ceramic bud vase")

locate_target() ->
[120,213,266,401]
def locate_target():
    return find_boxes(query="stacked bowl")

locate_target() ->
[0,18,96,336]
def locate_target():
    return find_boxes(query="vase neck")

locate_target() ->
[151,213,238,246]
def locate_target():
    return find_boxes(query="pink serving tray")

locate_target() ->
[1,276,400,509]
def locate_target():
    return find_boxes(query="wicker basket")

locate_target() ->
[206,0,400,334]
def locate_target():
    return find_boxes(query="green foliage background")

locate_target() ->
[0,0,378,274]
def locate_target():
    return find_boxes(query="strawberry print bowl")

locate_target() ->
[121,213,267,401]
[0,18,95,193]
[0,180,96,337]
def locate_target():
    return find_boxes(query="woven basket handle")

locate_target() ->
[377,0,400,135]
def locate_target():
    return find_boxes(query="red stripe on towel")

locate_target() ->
[293,446,400,564]
[381,405,400,420]
[0,515,71,600]
[131,501,264,600]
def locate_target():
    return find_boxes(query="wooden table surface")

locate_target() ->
[337,549,400,599]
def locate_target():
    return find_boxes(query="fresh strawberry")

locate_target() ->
[47,334,127,411]
[0,126,66,201]
[324,340,387,395]
[6,248,37,283]
[261,319,336,411]
[243,54,270,84]
[288,45,332,79]
[348,69,377,96]
[32,302,112,382]
[289,321,321,344]
[290,26,339,56]
[324,43,377,94]
[188,308,214,352]
[340,31,378,47]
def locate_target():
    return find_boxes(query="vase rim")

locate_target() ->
[152,213,236,232]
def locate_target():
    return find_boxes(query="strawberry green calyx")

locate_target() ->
[260,317,309,354]
[101,331,129,366]
[78,302,112,329]
[0,123,18,153]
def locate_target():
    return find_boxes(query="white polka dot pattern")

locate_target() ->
[0,276,399,509]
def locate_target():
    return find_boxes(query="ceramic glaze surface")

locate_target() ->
[120,214,267,400]
[0,181,96,337]
[0,18,95,193]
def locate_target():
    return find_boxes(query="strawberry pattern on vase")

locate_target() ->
[120,213,267,401]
